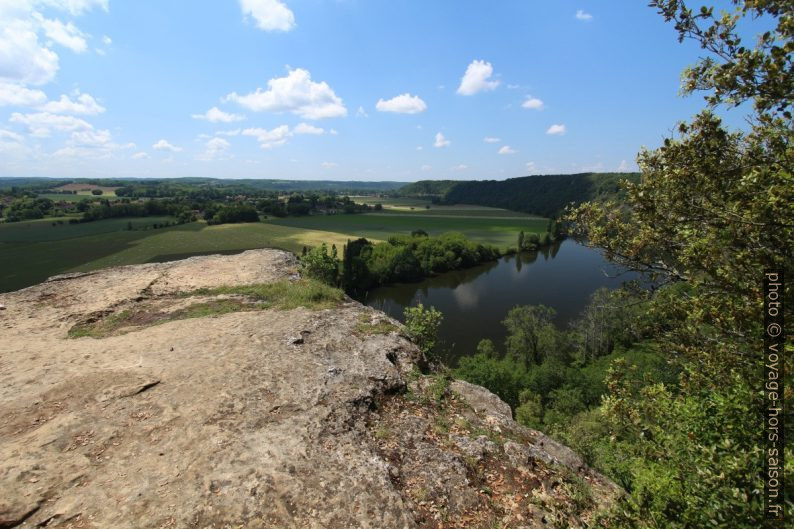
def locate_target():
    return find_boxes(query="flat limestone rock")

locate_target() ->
[0,249,619,528]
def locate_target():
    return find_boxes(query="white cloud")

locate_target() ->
[0,128,24,142]
[451,164,468,171]
[197,137,230,161]
[41,1,109,16]
[321,161,337,168]
[421,164,431,171]
[356,106,368,118]
[225,68,346,120]
[39,91,104,114]
[546,124,566,135]
[38,16,87,53]
[131,151,149,160]
[0,128,25,153]
[293,122,326,135]
[457,60,499,95]
[191,106,244,123]
[375,93,427,114]
[506,84,520,90]
[0,1,106,86]
[101,35,111,45]
[10,111,91,136]
[416,146,423,151]
[68,128,111,146]
[216,128,242,137]
[239,0,295,32]
[525,161,536,172]
[575,10,593,21]
[53,127,133,158]
[152,139,182,152]
[498,145,516,155]
[0,82,47,106]
[618,159,633,172]
[242,125,290,149]
[483,136,500,143]
[521,96,544,110]
[434,132,450,148]
[0,20,60,85]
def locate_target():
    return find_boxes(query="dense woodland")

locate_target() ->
[399,172,640,218]
[457,2,793,527]
[299,232,505,291]
[0,187,378,225]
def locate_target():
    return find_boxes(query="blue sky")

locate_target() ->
[0,1,742,181]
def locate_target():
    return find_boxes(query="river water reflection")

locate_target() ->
[357,239,636,366]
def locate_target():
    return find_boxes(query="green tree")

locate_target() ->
[567,2,793,526]
[403,303,443,358]
[503,305,558,367]
[455,353,528,409]
[476,338,500,359]
[515,390,544,429]
[517,230,525,251]
[300,243,338,286]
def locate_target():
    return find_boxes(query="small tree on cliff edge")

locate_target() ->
[404,303,443,359]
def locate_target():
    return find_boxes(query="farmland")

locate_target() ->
[268,212,547,247]
[0,206,547,293]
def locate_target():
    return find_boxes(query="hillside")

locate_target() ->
[0,250,618,528]
[0,177,405,193]
[402,173,640,218]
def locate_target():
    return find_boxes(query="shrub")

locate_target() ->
[403,303,443,357]
[300,243,339,286]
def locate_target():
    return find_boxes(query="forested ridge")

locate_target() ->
[400,172,640,218]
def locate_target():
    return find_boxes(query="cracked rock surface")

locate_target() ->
[0,249,618,528]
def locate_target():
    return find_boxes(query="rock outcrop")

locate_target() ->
[0,249,619,528]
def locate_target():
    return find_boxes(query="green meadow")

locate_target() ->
[267,212,547,246]
[0,206,547,293]
[36,193,121,203]
[351,196,541,218]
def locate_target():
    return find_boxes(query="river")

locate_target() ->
[357,239,637,366]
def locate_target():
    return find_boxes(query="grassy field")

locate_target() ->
[0,216,174,242]
[0,207,548,293]
[267,213,547,247]
[52,183,119,195]
[351,196,540,218]
[0,219,359,292]
[37,193,121,202]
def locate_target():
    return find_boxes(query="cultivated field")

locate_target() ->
[0,220,355,292]
[52,183,120,195]
[0,205,547,292]
[36,193,121,203]
[267,212,547,247]
[352,197,540,218]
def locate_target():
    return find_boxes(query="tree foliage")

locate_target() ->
[441,172,640,217]
[404,303,443,357]
[340,232,501,291]
[565,2,793,526]
[299,243,339,286]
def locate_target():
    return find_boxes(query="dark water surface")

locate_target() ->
[357,240,636,366]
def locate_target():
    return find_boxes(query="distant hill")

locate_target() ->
[401,173,640,218]
[0,177,405,193]
[396,180,460,196]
